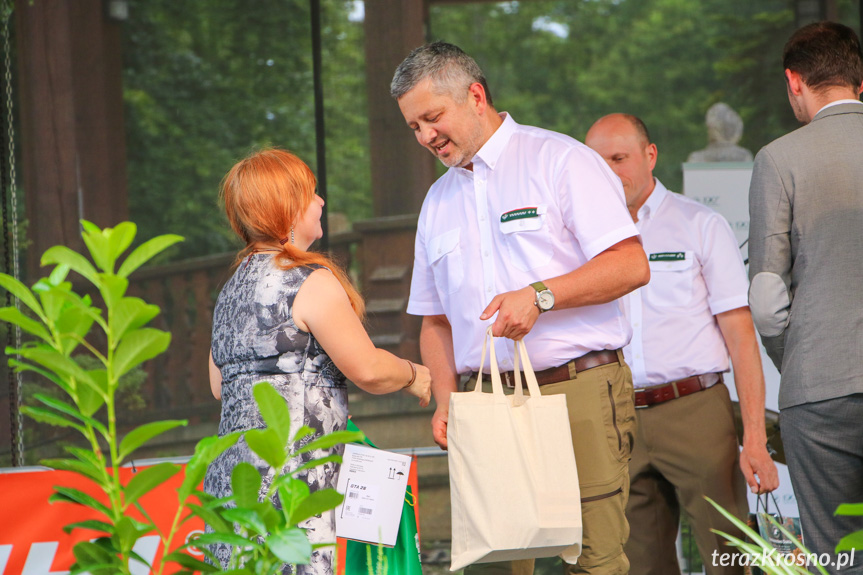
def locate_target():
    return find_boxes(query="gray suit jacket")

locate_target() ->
[748,102,863,409]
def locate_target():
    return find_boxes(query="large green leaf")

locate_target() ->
[835,503,863,516]
[48,263,71,286]
[185,503,232,534]
[21,406,85,433]
[117,234,184,278]
[41,246,99,285]
[293,430,364,456]
[180,432,241,501]
[81,223,113,274]
[0,273,45,319]
[63,519,115,536]
[231,462,263,508]
[253,382,291,445]
[115,515,155,556]
[0,307,51,343]
[107,222,137,265]
[8,359,75,397]
[836,530,863,552]
[289,454,342,477]
[72,540,120,569]
[118,420,187,461]
[161,551,220,573]
[112,328,171,378]
[244,427,286,470]
[221,507,267,535]
[266,527,312,565]
[97,274,129,310]
[77,370,108,417]
[189,532,262,550]
[289,488,343,525]
[41,458,106,483]
[110,297,160,341]
[34,393,106,433]
[55,304,97,356]
[16,347,97,391]
[277,479,310,523]
[124,462,181,507]
[51,487,111,517]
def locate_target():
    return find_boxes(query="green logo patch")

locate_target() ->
[649,252,686,262]
[501,207,539,223]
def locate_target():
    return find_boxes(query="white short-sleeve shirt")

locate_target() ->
[622,180,749,387]
[407,113,639,374]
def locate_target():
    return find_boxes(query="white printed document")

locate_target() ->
[335,443,411,547]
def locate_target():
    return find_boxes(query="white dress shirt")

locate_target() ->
[622,180,749,388]
[408,113,639,374]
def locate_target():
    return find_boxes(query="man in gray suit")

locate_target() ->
[748,21,863,571]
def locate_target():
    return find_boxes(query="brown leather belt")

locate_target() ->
[473,349,621,388]
[634,373,723,408]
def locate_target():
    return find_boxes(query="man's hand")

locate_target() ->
[480,286,540,340]
[740,439,779,494]
[431,404,449,450]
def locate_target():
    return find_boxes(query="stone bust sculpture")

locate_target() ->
[687,102,754,162]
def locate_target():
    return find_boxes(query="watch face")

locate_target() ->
[538,291,554,311]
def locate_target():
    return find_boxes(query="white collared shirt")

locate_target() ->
[407,113,639,374]
[817,99,863,114]
[622,180,749,387]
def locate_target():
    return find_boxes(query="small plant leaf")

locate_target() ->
[277,479,310,524]
[119,420,187,461]
[34,394,108,435]
[110,297,160,341]
[294,430,364,456]
[41,458,105,483]
[21,406,86,433]
[835,503,863,516]
[291,454,342,476]
[0,273,45,318]
[8,359,75,398]
[113,328,171,378]
[115,515,155,552]
[180,432,241,502]
[253,382,291,445]
[0,307,51,342]
[62,519,115,536]
[118,234,184,278]
[124,462,182,507]
[266,527,312,565]
[98,274,129,310]
[289,488,344,525]
[51,486,111,517]
[41,246,99,284]
[107,222,137,264]
[48,263,71,286]
[185,503,232,534]
[231,462,263,508]
[244,428,286,470]
[221,507,268,535]
[836,530,863,552]
[190,532,263,550]
[291,425,315,444]
[162,551,220,573]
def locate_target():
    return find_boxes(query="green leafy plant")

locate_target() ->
[707,497,830,575]
[0,221,362,574]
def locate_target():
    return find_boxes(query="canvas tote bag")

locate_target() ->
[448,328,583,571]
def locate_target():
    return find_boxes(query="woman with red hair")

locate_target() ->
[204,148,431,574]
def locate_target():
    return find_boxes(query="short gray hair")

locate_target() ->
[390,41,494,106]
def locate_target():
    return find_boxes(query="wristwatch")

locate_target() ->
[530,281,555,313]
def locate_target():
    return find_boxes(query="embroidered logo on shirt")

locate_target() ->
[500,207,539,222]
[649,252,686,262]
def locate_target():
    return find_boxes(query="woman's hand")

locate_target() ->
[404,363,431,407]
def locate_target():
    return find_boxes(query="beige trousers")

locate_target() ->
[463,352,636,575]
[624,383,749,575]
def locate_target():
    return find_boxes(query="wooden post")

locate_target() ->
[16,0,128,276]
[363,0,435,217]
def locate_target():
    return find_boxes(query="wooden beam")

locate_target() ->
[363,0,435,217]
[16,0,128,276]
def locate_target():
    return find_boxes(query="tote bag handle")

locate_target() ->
[475,326,542,398]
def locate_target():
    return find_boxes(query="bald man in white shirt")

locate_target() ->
[586,114,778,575]
[392,43,649,575]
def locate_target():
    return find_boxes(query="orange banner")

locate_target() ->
[0,464,204,575]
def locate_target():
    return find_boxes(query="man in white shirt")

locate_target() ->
[392,43,649,575]
[748,22,863,573]
[586,114,778,575]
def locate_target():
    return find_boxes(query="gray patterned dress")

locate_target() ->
[205,255,348,575]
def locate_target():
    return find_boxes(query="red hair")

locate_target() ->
[220,148,365,319]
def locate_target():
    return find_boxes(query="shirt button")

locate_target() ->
[484,251,489,257]
[437,249,442,255]
[487,287,493,293]
[480,214,486,221]
[633,322,640,328]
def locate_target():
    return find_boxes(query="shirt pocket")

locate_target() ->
[646,252,695,307]
[428,228,464,295]
[499,205,553,272]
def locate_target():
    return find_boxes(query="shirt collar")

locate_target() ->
[817,99,863,115]
[636,178,668,222]
[472,112,517,171]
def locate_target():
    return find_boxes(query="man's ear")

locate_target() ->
[468,82,488,114]
[785,69,804,96]
[646,143,658,172]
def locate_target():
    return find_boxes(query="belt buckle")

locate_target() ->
[634,389,648,409]
[502,371,515,388]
